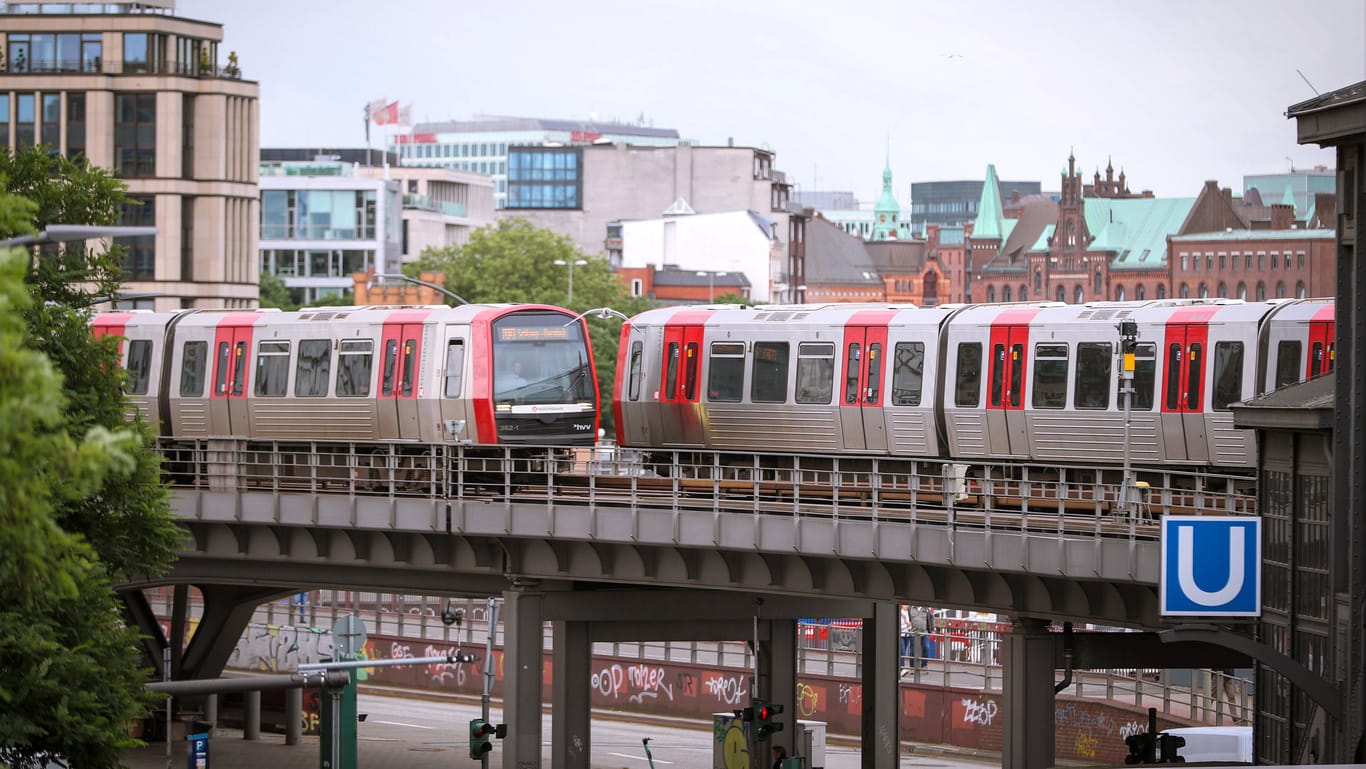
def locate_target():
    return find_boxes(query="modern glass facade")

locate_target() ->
[505,147,581,209]
[260,188,378,240]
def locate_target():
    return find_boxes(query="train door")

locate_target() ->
[209,320,254,436]
[1307,317,1334,379]
[380,319,425,441]
[840,321,889,452]
[437,329,470,443]
[1160,320,1211,463]
[985,322,1029,457]
[659,323,704,446]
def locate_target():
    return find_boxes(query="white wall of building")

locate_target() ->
[619,211,777,301]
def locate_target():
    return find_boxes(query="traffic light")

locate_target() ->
[1157,733,1186,763]
[468,718,496,759]
[1125,732,1157,765]
[755,702,784,740]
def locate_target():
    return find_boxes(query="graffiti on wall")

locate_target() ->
[591,663,675,704]
[228,623,331,672]
[960,697,999,727]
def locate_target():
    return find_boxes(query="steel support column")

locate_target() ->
[502,588,545,768]
[551,619,592,769]
[861,601,898,769]
[1003,616,1055,769]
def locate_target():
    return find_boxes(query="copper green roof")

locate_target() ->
[872,163,901,240]
[1170,228,1334,242]
[1280,184,1296,207]
[971,164,1005,240]
[1087,197,1196,270]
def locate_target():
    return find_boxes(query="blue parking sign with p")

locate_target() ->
[1160,516,1261,617]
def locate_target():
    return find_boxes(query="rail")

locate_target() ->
[156,438,1258,544]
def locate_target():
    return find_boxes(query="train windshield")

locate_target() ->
[492,311,594,405]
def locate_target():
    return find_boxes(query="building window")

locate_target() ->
[1156,284,1167,299]
[123,32,165,74]
[15,93,35,147]
[1055,285,1065,303]
[1074,285,1084,303]
[1034,268,1042,292]
[6,32,101,73]
[987,286,995,303]
[0,96,8,148]
[180,197,194,281]
[630,278,643,297]
[1179,283,1190,298]
[1256,281,1266,301]
[114,93,156,177]
[1115,285,1125,301]
[118,195,155,280]
[1136,284,1145,300]
[1238,281,1247,300]
[506,147,581,209]
[65,92,84,157]
[1199,283,1209,299]
[40,93,59,147]
[1094,268,1103,294]
[1296,281,1306,299]
[1217,281,1227,298]
[182,94,195,178]
[1276,281,1287,298]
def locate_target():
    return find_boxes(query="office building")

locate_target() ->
[0,0,259,309]
[911,177,1041,236]
[387,115,681,209]
[258,148,495,305]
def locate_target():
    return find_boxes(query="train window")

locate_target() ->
[844,344,861,404]
[707,342,745,402]
[795,342,834,404]
[1212,342,1244,410]
[231,341,247,396]
[953,343,982,407]
[1074,342,1112,409]
[627,342,643,401]
[1311,341,1324,377]
[751,342,790,403]
[381,339,399,396]
[337,339,373,397]
[1275,340,1302,389]
[1008,343,1023,408]
[664,342,680,400]
[989,344,1005,407]
[254,341,290,397]
[443,340,465,397]
[401,339,416,397]
[865,343,883,403]
[1165,343,1182,410]
[682,342,699,401]
[296,339,331,397]
[180,340,207,397]
[1032,344,1068,409]
[1186,343,1203,410]
[125,339,152,395]
[1132,343,1156,410]
[214,341,230,395]
[891,342,924,406]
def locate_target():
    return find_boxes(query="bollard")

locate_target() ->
[285,687,302,745]
[244,690,260,740]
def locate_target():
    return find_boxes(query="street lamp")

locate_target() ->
[0,224,159,248]
[370,273,467,305]
[554,258,587,305]
[696,270,728,303]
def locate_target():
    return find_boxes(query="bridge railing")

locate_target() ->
[157,438,1258,540]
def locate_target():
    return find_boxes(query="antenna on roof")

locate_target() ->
[1296,69,1320,96]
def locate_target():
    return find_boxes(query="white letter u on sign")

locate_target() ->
[1176,524,1245,606]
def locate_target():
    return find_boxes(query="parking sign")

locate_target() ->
[1160,515,1261,617]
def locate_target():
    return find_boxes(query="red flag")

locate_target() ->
[371,101,399,126]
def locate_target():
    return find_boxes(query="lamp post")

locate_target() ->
[0,224,158,249]
[696,270,728,303]
[371,273,467,305]
[554,258,587,305]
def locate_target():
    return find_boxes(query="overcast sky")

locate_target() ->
[179,0,1365,204]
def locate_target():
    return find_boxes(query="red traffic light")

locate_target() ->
[475,722,496,738]
[758,706,773,720]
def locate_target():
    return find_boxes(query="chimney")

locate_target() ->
[1222,187,1233,206]
[1270,202,1294,230]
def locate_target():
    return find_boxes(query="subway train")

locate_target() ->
[93,304,600,446]
[612,298,1335,471]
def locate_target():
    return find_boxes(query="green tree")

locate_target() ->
[0,147,178,581]
[0,247,161,769]
[258,270,298,311]
[411,218,655,436]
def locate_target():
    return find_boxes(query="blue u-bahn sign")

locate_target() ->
[1160,515,1261,617]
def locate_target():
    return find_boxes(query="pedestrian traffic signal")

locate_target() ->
[755,702,784,740]
[1157,733,1186,763]
[1125,732,1157,765]
[469,718,496,758]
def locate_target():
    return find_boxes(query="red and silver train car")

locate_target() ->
[616,298,1334,470]
[93,304,599,446]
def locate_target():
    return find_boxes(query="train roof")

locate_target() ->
[93,304,579,329]
[948,298,1322,327]
[627,302,958,328]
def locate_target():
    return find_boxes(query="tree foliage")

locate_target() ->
[0,247,161,769]
[411,218,655,436]
[0,147,178,581]
[0,148,179,767]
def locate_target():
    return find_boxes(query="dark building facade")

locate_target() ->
[910,177,1042,235]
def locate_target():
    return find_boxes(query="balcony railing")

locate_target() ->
[2,57,243,79]
[402,193,467,218]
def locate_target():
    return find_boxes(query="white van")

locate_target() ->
[1159,726,1253,764]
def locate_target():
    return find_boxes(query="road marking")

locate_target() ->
[369,719,434,729]
[606,751,674,764]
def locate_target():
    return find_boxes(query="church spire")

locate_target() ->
[872,153,900,240]
[972,164,1005,240]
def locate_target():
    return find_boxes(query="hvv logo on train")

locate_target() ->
[1160,516,1261,617]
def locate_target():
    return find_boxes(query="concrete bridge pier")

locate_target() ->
[860,601,899,769]
[502,587,546,768]
[1002,617,1056,769]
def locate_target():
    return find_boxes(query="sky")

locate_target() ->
[179,0,1365,205]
